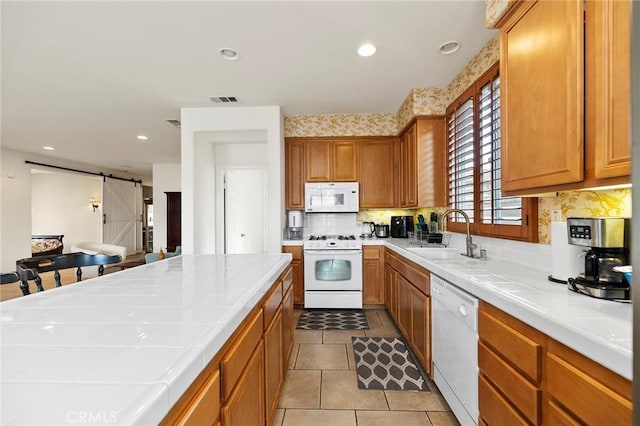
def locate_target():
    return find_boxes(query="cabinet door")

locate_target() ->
[363,246,384,304]
[264,309,283,425]
[586,0,631,181]
[222,340,265,426]
[285,140,305,209]
[333,141,358,181]
[282,287,294,369]
[282,246,304,305]
[500,0,584,193]
[416,118,447,207]
[400,126,418,207]
[305,141,332,182]
[410,288,430,375]
[359,139,396,208]
[384,264,398,321]
[397,276,412,338]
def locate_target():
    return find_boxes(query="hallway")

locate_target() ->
[274,309,459,425]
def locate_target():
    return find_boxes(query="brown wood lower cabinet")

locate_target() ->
[222,339,265,426]
[383,248,431,377]
[264,308,283,425]
[282,286,294,371]
[478,302,545,425]
[160,266,293,426]
[282,246,304,305]
[479,301,632,425]
[546,338,632,425]
[363,245,384,304]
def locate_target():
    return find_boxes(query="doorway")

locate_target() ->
[224,168,268,254]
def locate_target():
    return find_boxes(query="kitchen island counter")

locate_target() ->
[0,253,292,425]
[382,240,632,380]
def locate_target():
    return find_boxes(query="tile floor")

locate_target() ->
[275,309,460,426]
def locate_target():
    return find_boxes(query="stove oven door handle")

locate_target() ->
[303,249,362,256]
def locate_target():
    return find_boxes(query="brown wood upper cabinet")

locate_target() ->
[285,139,305,209]
[305,139,357,182]
[497,0,630,195]
[359,138,397,208]
[398,117,446,208]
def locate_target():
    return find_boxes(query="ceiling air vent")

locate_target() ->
[166,119,181,128]
[210,96,238,103]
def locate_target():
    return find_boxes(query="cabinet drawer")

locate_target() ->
[263,282,283,329]
[479,374,528,426]
[397,258,429,296]
[478,308,541,383]
[281,267,293,294]
[547,352,631,425]
[177,369,221,425]
[478,342,539,424]
[547,400,580,426]
[282,246,303,261]
[363,246,381,260]
[385,249,399,270]
[221,309,264,399]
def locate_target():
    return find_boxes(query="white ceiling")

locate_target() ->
[1,1,497,180]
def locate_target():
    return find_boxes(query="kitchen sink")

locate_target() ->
[406,247,466,261]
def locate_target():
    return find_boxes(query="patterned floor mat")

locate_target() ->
[352,337,429,391]
[296,309,369,330]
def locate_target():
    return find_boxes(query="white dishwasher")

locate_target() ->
[431,274,479,426]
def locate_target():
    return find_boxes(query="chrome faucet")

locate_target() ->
[441,208,478,258]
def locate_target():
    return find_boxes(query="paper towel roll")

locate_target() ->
[550,222,585,282]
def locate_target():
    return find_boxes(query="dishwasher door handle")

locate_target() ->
[458,304,468,317]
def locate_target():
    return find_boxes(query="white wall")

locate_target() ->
[31,171,103,248]
[180,106,284,255]
[1,149,34,271]
[151,163,181,253]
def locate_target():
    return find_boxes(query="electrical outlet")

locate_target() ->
[551,210,561,222]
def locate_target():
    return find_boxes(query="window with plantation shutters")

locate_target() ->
[447,92,475,224]
[445,62,538,242]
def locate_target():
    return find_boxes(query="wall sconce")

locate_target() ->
[90,196,101,212]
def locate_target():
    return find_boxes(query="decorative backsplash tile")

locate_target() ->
[356,209,415,226]
[537,188,632,243]
[284,113,397,137]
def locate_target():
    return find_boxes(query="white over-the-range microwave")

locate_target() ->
[304,182,359,213]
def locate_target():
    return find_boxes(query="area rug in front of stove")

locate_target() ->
[352,336,429,391]
[296,309,369,330]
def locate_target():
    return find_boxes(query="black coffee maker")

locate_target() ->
[566,217,630,300]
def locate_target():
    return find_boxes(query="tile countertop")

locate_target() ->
[380,239,632,381]
[0,253,292,425]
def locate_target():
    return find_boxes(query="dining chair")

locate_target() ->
[15,252,122,295]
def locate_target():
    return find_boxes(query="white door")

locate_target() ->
[103,178,142,254]
[225,168,267,254]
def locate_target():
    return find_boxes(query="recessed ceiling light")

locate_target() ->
[357,43,377,57]
[218,47,239,61]
[137,135,148,141]
[439,40,460,55]
[43,146,55,151]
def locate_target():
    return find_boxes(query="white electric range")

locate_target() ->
[303,235,363,309]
